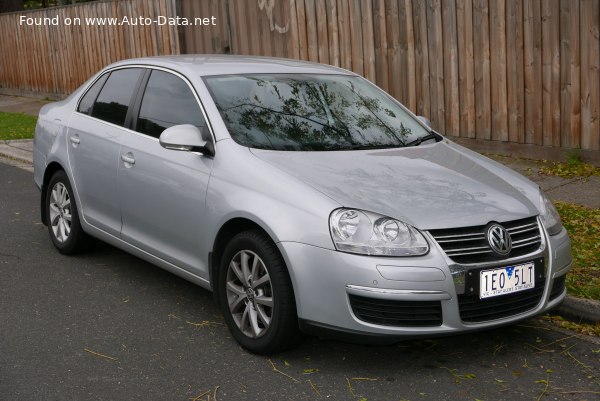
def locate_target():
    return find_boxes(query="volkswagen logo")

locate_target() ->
[487,224,512,255]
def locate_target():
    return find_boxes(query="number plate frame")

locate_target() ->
[479,262,536,299]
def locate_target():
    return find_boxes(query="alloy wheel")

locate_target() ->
[225,250,274,338]
[49,182,72,243]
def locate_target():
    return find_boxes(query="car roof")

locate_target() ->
[110,55,355,77]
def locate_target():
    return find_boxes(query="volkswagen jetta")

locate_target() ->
[33,55,572,354]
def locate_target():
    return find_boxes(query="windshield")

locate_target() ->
[204,74,431,151]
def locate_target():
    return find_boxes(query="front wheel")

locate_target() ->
[46,170,92,254]
[219,230,302,354]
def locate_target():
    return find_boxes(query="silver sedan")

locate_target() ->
[33,55,572,354]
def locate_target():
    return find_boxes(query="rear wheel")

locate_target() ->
[46,170,92,254]
[219,230,302,354]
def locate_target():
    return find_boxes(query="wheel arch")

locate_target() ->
[40,161,67,226]
[210,217,292,305]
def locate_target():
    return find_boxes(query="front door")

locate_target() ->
[117,69,213,276]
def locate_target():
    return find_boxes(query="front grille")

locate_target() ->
[549,276,566,300]
[429,217,542,264]
[349,295,442,327]
[457,260,546,322]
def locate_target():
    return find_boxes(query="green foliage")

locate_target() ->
[539,155,600,179]
[0,111,37,140]
[540,315,600,337]
[554,201,600,300]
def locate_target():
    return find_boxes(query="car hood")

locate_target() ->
[250,141,540,230]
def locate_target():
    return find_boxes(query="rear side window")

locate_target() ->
[77,73,108,115]
[136,70,206,138]
[91,68,142,127]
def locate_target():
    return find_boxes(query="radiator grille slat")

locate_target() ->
[429,217,542,264]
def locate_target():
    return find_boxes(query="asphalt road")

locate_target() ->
[1,162,599,401]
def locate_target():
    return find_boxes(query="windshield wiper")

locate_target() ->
[344,144,403,150]
[403,132,440,147]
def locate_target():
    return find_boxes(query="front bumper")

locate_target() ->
[278,224,571,341]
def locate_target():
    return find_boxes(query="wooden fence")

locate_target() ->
[0,0,179,95]
[1,0,599,152]
[180,0,600,152]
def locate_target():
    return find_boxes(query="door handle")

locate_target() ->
[69,136,80,146]
[121,153,135,166]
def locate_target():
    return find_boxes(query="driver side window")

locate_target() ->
[136,70,207,139]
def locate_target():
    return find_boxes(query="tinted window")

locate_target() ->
[136,70,206,138]
[77,73,108,115]
[91,68,142,127]
[204,74,430,151]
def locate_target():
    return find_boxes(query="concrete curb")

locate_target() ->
[556,295,600,324]
[0,139,34,166]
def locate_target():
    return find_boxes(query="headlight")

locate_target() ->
[329,208,429,256]
[539,190,563,236]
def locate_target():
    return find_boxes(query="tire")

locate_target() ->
[46,170,92,254]
[219,229,302,354]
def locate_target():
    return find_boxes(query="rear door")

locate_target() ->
[67,68,144,236]
[118,69,214,276]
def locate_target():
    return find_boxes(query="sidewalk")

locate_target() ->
[485,154,600,209]
[0,94,50,116]
[1,94,599,324]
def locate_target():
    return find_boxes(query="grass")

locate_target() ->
[554,201,600,301]
[539,153,600,179]
[540,315,600,337]
[0,111,37,140]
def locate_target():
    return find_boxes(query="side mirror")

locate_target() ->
[416,116,433,129]
[159,124,214,156]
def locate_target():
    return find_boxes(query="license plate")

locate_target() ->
[479,262,535,299]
